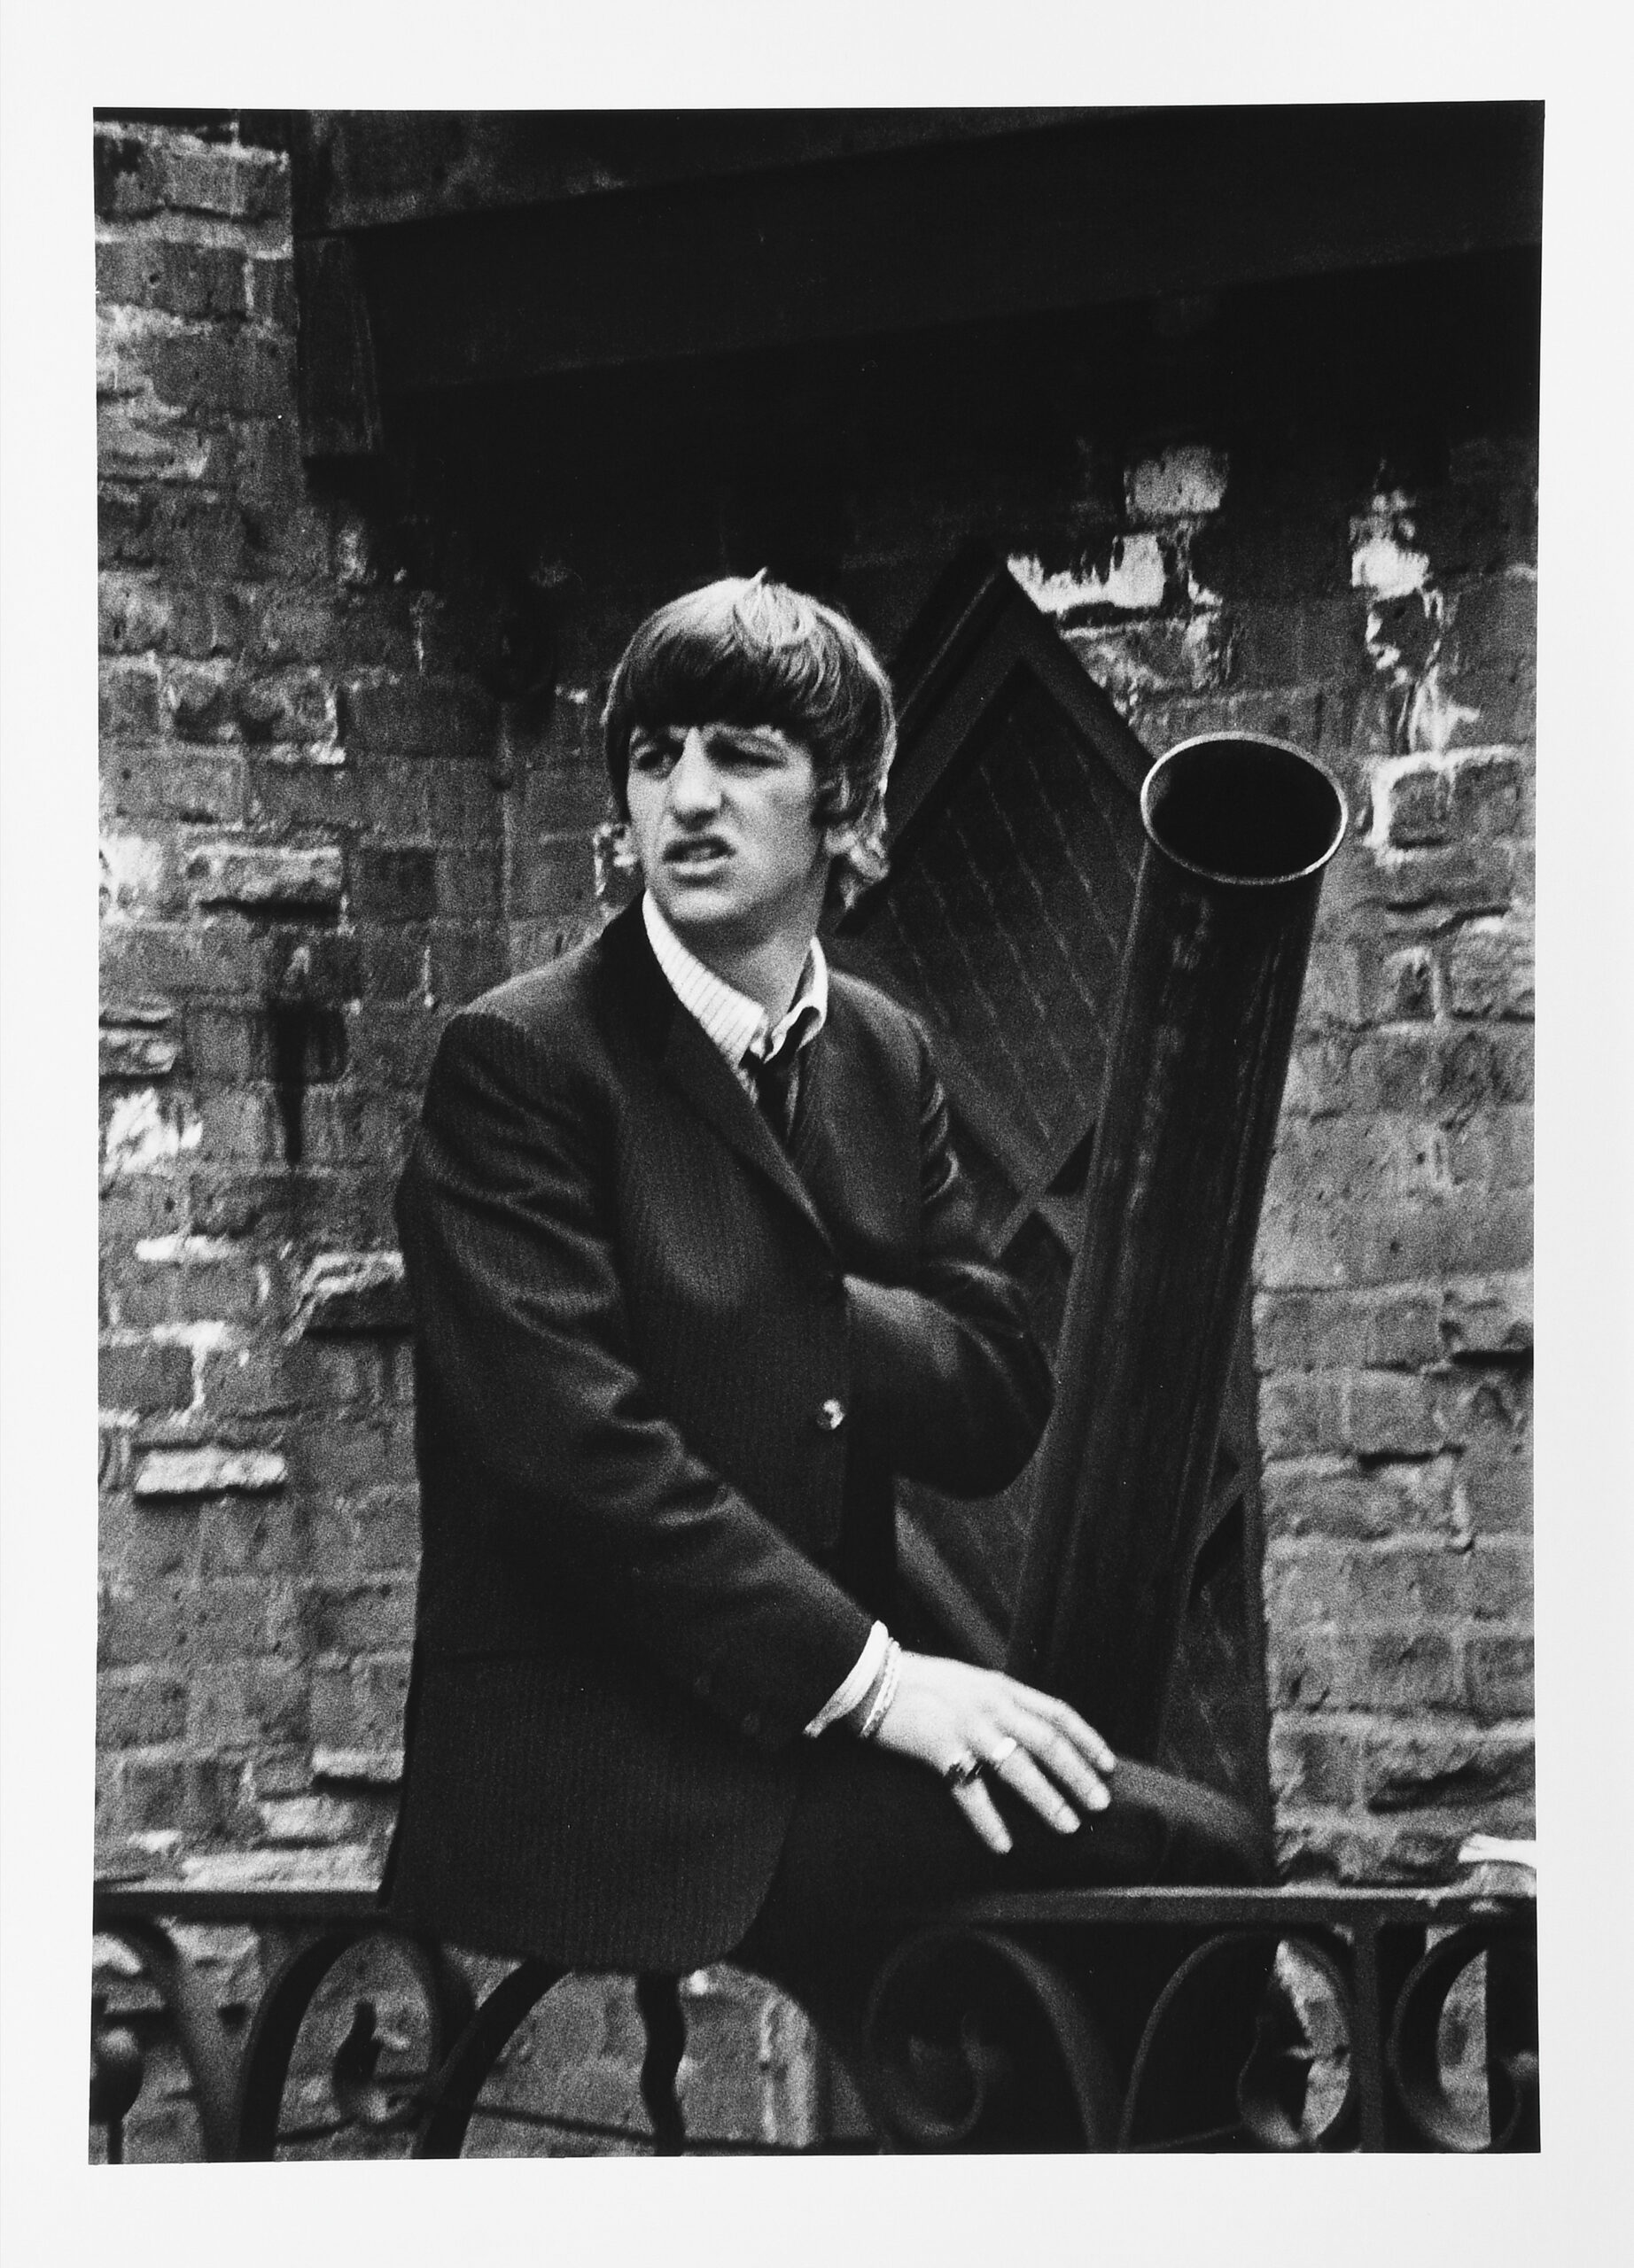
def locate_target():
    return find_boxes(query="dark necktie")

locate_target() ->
[751,1030,807,1145]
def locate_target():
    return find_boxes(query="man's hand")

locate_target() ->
[870,1651,1117,1853]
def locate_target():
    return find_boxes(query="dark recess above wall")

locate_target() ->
[283,105,1545,468]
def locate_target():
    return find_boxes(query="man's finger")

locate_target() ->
[1008,1685,1117,1775]
[988,1743,1083,1834]
[951,1775,1012,1855]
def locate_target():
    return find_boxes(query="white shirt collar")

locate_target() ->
[642,891,829,1074]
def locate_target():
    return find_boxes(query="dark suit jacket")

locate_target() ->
[385,897,1054,1969]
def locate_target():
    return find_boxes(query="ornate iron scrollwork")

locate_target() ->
[861,1925,1122,2150]
[1388,1925,1539,2152]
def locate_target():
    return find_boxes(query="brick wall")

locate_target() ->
[96,114,1533,2152]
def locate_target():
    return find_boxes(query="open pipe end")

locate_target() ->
[1141,734,1348,889]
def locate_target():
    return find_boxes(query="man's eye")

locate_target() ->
[630,742,677,773]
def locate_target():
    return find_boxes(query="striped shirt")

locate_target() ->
[641,890,829,1093]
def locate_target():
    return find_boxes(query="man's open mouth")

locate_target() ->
[665,840,731,866]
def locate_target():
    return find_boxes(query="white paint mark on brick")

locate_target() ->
[134,1234,243,1264]
[1126,445,1228,520]
[256,1794,358,1844]
[1350,493,1430,599]
[311,1746,405,1786]
[104,1088,202,1177]
[134,1445,287,1498]
[1008,534,1167,616]
[1406,671,1481,757]
[178,1845,381,1889]
[99,833,168,919]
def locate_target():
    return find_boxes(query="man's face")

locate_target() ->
[626,720,849,961]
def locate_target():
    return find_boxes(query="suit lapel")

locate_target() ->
[599,898,836,1252]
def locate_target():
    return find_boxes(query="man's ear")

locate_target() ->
[821,819,862,863]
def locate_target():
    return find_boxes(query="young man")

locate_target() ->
[385,577,1263,2034]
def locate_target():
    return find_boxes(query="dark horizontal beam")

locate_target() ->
[331,105,1541,397]
[291,108,1105,235]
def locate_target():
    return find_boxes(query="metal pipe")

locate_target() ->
[1006,734,1347,1757]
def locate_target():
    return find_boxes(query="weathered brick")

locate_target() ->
[430,921,508,1006]
[1343,1191,1533,1284]
[1261,1453,1457,1542]
[1446,750,1524,837]
[184,1576,282,1662]
[1446,572,1536,674]
[1455,1447,1532,1537]
[137,322,294,420]
[340,675,496,764]
[94,131,164,220]
[1381,759,1450,848]
[1446,1107,1532,1195]
[198,1341,294,1417]
[505,831,599,929]
[1467,1538,1532,1621]
[100,1024,182,1079]
[233,418,307,510]
[1463,1631,1534,1719]
[348,1006,445,1091]
[101,657,166,740]
[1264,1539,1474,1628]
[99,1583,188,1674]
[434,843,504,923]
[183,1006,269,1084]
[184,840,344,911]
[113,1247,267,1329]
[302,1577,416,1657]
[261,926,362,1002]
[294,1251,410,1337]
[97,1668,191,1748]
[186,1088,281,1168]
[360,925,432,1001]
[1269,1720,1364,1807]
[1445,911,1534,1019]
[105,747,246,826]
[187,1658,307,1751]
[256,1792,366,1845]
[234,668,338,749]
[1360,1728,1534,1814]
[96,237,250,321]
[1257,1372,1347,1459]
[354,845,437,923]
[155,136,288,221]
[196,1501,305,1577]
[102,913,259,998]
[245,255,299,330]
[100,1338,194,1414]
[1342,1371,1444,1458]
[1362,839,1518,917]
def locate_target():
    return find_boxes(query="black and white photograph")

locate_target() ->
[2,12,1630,2256]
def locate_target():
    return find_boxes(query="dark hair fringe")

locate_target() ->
[602,577,897,897]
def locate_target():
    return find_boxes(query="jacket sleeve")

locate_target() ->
[396,1004,872,1746]
[843,1032,1055,1496]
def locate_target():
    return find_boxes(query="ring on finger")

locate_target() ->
[942,1751,984,1791]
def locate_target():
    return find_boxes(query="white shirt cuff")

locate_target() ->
[803,1620,891,1736]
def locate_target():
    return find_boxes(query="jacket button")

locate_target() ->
[816,1397,846,1433]
[741,1712,761,1738]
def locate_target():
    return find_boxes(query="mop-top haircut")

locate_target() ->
[603,574,897,903]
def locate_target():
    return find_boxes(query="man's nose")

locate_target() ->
[668,728,722,817]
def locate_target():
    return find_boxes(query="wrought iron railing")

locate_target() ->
[92,1876,1537,2156]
